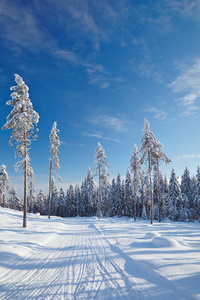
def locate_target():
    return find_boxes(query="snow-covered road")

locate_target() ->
[0,208,199,299]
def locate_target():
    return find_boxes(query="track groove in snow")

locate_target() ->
[0,209,199,299]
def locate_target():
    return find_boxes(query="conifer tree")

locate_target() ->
[167,168,183,221]
[48,122,61,219]
[93,142,109,219]
[130,144,141,221]
[139,119,171,224]
[0,165,9,207]
[37,189,46,215]
[124,168,133,217]
[27,167,37,213]
[2,74,39,227]
[116,173,122,217]
[109,177,116,217]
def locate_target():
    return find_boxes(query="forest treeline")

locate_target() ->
[1,74,200,225]
[1,165,200,222]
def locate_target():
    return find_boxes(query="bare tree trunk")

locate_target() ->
[134,164,137,221]
[23,131,27,228]
[148,150,153,225]
[99,163,101,219]
[2,177,5,207]
[157,158,161,223]
[48,152,52,219]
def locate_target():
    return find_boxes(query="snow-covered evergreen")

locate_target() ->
[93,142,109,219]
[48,122,61,219]
[0,164,9,207]
[130,144,141,220]
[2,74,39,227]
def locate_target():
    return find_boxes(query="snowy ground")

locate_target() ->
[0,207,200,300]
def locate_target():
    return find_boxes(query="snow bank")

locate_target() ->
[144,232,160,239]
[151,236,181,248]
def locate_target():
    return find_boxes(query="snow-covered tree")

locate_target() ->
[87,168,95,216]
[37,189,46,215]
[124,168,133,217]
[181,167,192,218]
[194,166,200,221]
[93,142,109,219]
[9,186,22,211]
[2,74,39,227]
[0,164,9,207]
[139,119,171,224]
[130,144,141,221]
[115,173,122,217]
[167,168,183,221]
[101,164,110,217]
[109,177,116,217]
[58,187,65,217]
[27,167,37,213]
[48,122,61,219]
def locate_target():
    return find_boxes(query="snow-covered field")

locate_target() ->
[0,207,200,300]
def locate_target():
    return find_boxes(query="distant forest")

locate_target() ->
[1,165,200,223]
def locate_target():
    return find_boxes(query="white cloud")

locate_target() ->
[174,154,200,161]
[169,58,200,116]
[81,131,122,143]
[87,114,131,132]
[144,107,167,120]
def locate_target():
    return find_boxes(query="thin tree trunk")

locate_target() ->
[99,163,101,219]
[23,131,27,228]
[157,158,161,223]
[2,177,5,207]
[134,165,137,221]
[148,150,153,225]
[48,152,52,219]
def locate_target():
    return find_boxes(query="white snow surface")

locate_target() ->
[0,208,200,300]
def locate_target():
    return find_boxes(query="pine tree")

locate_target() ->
[109,177,116,217]
[74,185,81,217]
[2,74,39,227]
[101,164,110,217]
[48,122,61,219]
[130,144,141,221]
[181,167,193,219]
[0,165,9,207]
[124,168,133,217]
[93,142,109,219]
[167,168,183,221]
[115,173,122,217]
[139,119,171,224]
[194,166,200,221]
[37,189,46,215]
[27,167,37,213]
[9,186,22,211]
[58,187,65,217]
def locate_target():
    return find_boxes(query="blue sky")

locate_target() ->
[1,0,200,195]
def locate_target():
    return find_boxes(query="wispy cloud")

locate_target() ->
[169,58,200,116]
[87,114,131,132]
[81,131,122,143]
[174,154,200,161]
[144,107,167,120]
[167,0,200,19]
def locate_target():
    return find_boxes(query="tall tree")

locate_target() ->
[124,168,133,217]
[0,165,9,207]
[167,168,183,221]
[139,119,159,224]
[27,167,37,213]
[130,144,141,221]
[93,142,109,219]
[2,74,39,227]
[48,122,61,219]
[139,119,171,224]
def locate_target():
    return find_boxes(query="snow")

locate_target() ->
[0,207,200,299]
